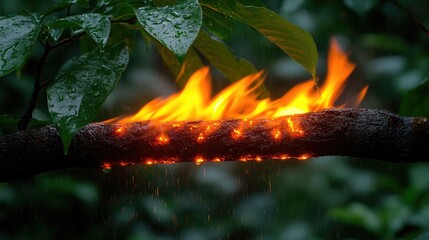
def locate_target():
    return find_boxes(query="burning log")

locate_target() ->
[1,108,428,182]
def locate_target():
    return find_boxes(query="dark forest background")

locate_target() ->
[1,0,429,239]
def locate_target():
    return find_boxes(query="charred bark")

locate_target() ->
[1,108,428,181]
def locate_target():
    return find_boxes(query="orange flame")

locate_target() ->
[112,39,367,123]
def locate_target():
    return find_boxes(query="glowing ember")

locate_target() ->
[156,134,170,144]
[195,157,205,165]
[110,39,367,123]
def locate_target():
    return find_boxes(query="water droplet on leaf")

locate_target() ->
[171,11,181,18]
[183,13,193,19]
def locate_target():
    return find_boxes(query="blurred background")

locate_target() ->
[1,0,429,239]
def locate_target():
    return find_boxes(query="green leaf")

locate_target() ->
[81,23,136,53]
[193,30,269,96]
[399,79,429,117]
[0,114,19,136]
[105,2,135,21]
[329,203,381,233]
[193,31,258,82]
[156,42,204,88]
[0,15,41,77]
[379,196,410,234]
[47,44,129,153]
[200,0,318,79]
[49,13,111,47]
[43,0,77,18]
[202,6,233,39]
[135,0,202,61]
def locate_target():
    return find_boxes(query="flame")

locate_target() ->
[111,39,367,123]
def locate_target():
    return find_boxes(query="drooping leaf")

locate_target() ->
[399,79,429,117]
[47,44,129,153]
[0,15,41,77]
[200,0,318,79]
[156,41,204,87]
[49,13,111,47]
[135,0,202,61]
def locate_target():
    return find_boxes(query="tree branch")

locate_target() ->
[2,108,429,182]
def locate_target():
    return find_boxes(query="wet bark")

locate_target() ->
[1,108,428,182]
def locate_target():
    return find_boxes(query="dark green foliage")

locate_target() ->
[399,79,429,117]
[0,0,318,150]
[1,1,429,239]
[47,44,129,152]
[200,0,318,79]
[0,15,41,77]
[49,13,111,47]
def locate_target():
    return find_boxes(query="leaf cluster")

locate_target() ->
[0,0,318,152]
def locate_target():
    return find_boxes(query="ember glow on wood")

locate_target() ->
[1,108,429,181]
[95,39,369,168]
[108,39,368,123]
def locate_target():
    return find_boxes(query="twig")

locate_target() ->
[17,44,51,131]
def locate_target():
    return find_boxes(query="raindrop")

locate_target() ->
[94,91,100,97]
[171,11,181,18]
[183,13,193,19]
[59,95,64,101]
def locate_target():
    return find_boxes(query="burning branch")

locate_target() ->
[1,108,428,182]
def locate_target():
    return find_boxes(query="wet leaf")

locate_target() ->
[0,15,41,77]
[47,44,129,153]
[135,0,202,61]
[49,13,111,47]
[200,0,318,79]
[399,79,429,117]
